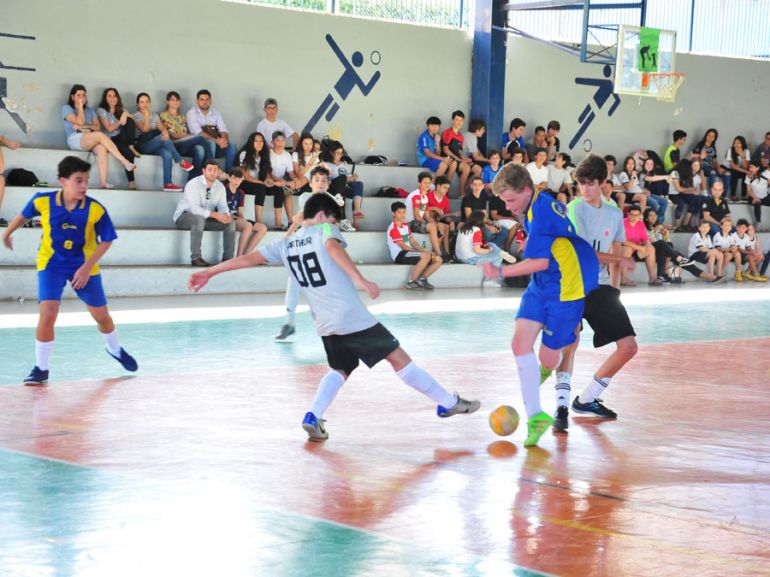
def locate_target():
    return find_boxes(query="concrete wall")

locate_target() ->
[2,1,768,164]
[0,0,471,161]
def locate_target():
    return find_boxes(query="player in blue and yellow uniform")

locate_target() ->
[1,156,137,385]
[482,163,598,446]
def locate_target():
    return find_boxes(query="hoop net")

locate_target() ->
[642,72,687,102]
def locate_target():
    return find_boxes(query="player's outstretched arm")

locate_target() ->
[326,238,380,299]
[1,214,30,250]
[189,251,268,293]
[480,257,549,281]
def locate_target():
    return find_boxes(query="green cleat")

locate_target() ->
[524,411,554,447]
[539,365,553,386]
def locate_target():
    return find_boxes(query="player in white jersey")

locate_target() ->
[275,165,345,341]
[189,193,480,441]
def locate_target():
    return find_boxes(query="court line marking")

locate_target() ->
[0,446,557,577]
[1,287,768,328]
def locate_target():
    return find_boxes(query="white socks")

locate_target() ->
[396,362,456,408]
[35,340,54,370]
[515,352,542,417]
[554,371,571,408]
[579,375,611,404]
[102,329,122,356]
[310,370,346,418]
[285,278,299,326]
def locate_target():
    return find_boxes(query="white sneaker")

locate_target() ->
[499,250,517,264]
[339,219,356,232]
[482,279,502,288]
[333,193,345,207]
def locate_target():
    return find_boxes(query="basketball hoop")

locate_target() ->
[642,72,687,103]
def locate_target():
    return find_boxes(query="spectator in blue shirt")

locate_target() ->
[416,116,456,180]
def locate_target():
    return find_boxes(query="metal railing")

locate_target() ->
[229,0,471,29]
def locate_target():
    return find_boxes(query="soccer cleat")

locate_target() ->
[735,271,743,282]
[179,160,194,172]
[524,411,554,447]
[417,278,435,290]
[539,365,553,386]
[23,366,49,386]
[405,280,424,290]
[553,406,569,432]
[437,395,480,418]
[106,347,138,372]
[275,323,296,341]
[302,411,328,441]
[571,397,617,418]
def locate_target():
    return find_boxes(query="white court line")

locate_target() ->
[0,288,768,329]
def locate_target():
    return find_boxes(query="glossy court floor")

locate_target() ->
[0,286,768,577]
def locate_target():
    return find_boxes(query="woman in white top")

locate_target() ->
[746,160,770,228]
[237,132,273,226]
[133,93,193,192]
[722,135,751,201]
[455,210,504,266]
[292,134,320,192]
[618,155,649,212]
[96,87,138,190]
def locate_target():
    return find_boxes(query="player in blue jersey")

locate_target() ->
[189,193,480,442]
[1,156,138,385]
[482,163,599,447]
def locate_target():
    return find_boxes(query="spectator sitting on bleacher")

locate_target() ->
[442,110,477,196]
[406,172,451,261]
[746,160,770,230]
[62,84,136,190]
[455,210,516,267]
[426,175,456,229]
[701,179,731,236]
[547,152,574,204]
[186,89,236,172]
[752,131,770,170]
[173,159,235,267]
[501,117,527,163]
[712,216,742,281]
[643,207,692,283]
[663,129,687,173]
[668,159,700,232]
[160,91,210,180]
[525,147,549,193]
[687,220,726,283]
[292,134,321,192]
[545,120,561,162]
[691,128,723,185]
[225,167,267,256]
[723,136,752,202]
[621,205,662,286]
[618,155,652,213]
[602,155,627,211]
[257,97,299,151]
[416,116,456,180]
[386,201,442,290]
[237,132,274,228]
[133,93,193,192]
[463,176,515,251]
[732,219,767,281]
[323,139,362,232]
[0,134,21,226]
[482,150,502,194]
[639,156,670,223]
[463,118,489,169]
[96,88,138,190]
[510,149,525,166]
[268,130,302,231]
[525,126,549,166]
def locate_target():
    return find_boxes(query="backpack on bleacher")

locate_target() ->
[6,168,39,186]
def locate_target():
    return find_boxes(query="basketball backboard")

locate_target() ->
[614,25,677,98]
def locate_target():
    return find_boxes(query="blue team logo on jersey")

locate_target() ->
[551,202,567,218]
[302,35,381,135]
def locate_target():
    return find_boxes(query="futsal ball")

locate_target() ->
[489,405,520,436]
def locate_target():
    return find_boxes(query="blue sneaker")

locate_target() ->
[302,412,328,441]
[437,395,480,418]
[107,347,138,372]
[571,397,617,418]
[23,366,49,386]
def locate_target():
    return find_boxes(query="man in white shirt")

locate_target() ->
[525,147,549,192]
[174,160,236,266]
[257,98,299,150]
[185,89,236,172]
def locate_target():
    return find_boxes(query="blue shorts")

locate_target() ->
[38,268,108,307]
[421,158,443,172]
[516,288,584,350]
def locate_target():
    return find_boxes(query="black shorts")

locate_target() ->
[690,251,709,264]
[582,285,636,348]
[394,250,422,265]
[632,251,646,262]
[321,322,400,375]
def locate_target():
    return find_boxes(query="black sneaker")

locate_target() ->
[24,365,49,386]
[676,256,694,267]
[417,278,435,290]
[658,275,672,284]
[571,397,617,418]
[191,257,211,267]
[405,280,424,290]
[275,323,296,341]
[0,217,7,227]
[553,406,569,431]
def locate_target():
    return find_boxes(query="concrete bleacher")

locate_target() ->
[2,146,767,300]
